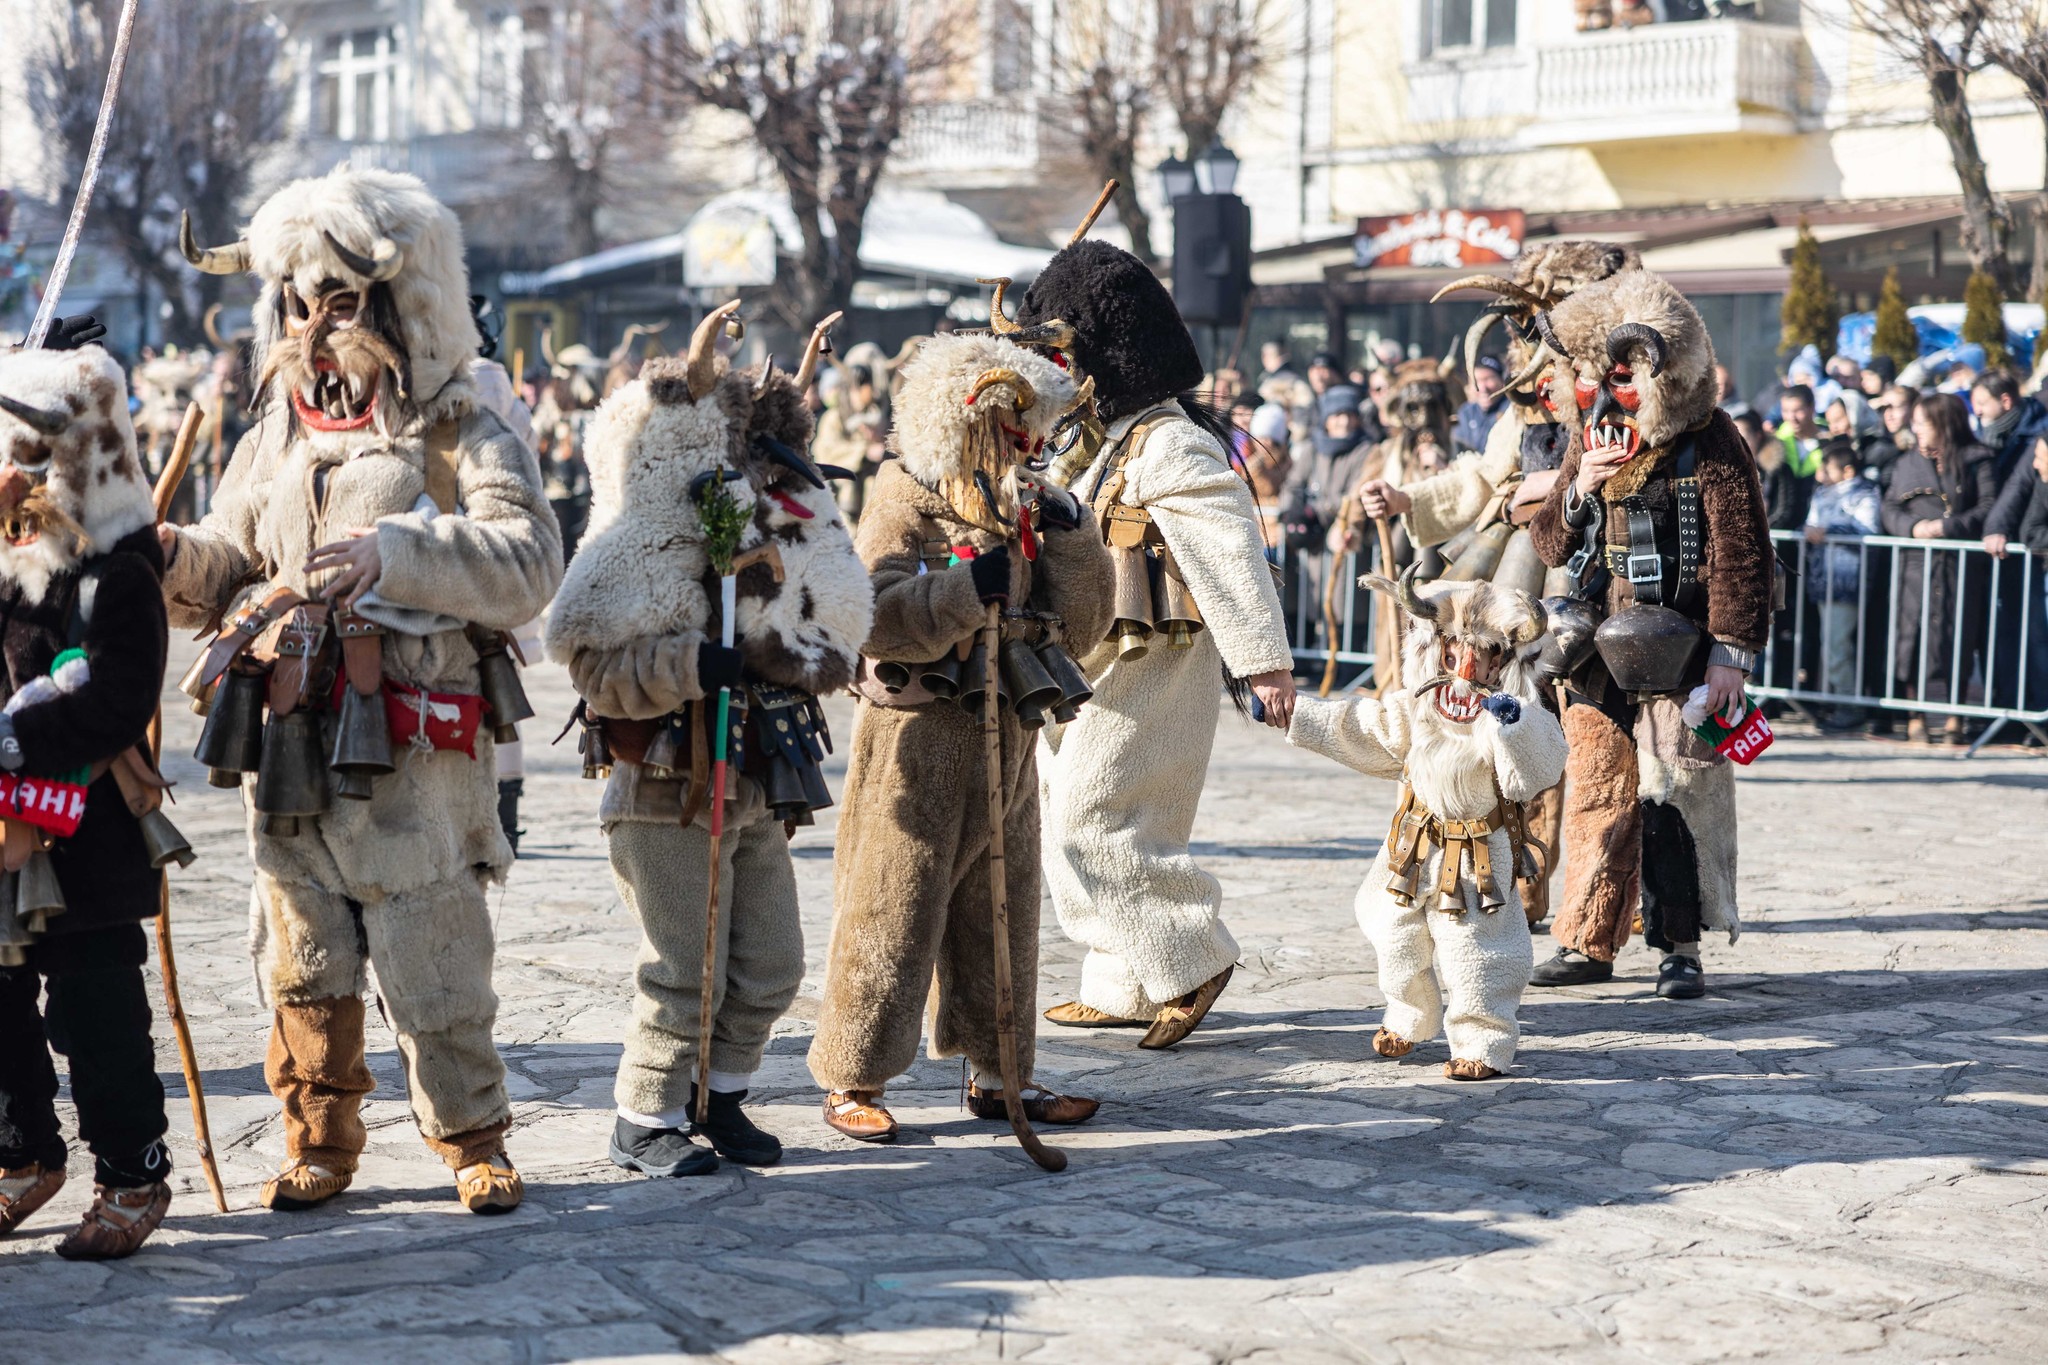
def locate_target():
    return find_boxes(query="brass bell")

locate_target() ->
[1109,544,1154,660]
[476,645,535,744]
[1036,640,1093,724]
[178,652,217,715]
[642,722,682,780]
[1154,554,1205,649]
[194,668,265,779]
[581,721,613,780]
[1440,521,1514,583]
[872,660,913,694]
[17,850,65,923]
[917,653,963,701]
[958,639,1010,718]
[1114,623,1151,660]
[330,684,395,798]
[138,809,197,870]
[253,710,332,832]
[1000,638,1061,731]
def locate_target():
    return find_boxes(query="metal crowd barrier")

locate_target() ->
[1277,533,2048,752]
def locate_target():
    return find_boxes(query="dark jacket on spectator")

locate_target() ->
[1882,442,1999,701]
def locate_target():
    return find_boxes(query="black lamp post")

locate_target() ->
[1191,138,1240,197]
[1156,153,1197,204]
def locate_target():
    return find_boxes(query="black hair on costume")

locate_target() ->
[1015,239,1204,422]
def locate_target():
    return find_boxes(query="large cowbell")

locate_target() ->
[1036,639,1092,724]
[254,710,332,837]
[193,667,265,789]
[1595,603,1706,695]
[475,640,535,743]
[1000,638,1061,731]
[330,683,395,800]
[138,808,197,870]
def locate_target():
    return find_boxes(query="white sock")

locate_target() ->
[707,1069,752,1095]
[618,1104,692,1131]
[1671,940,1701,961]
[972,1068,1005,1092]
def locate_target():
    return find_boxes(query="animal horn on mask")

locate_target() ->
[321,229,404,284]
[794,311,844,393]
[178,212,250,275]
[966,367,1036,413]
[0,394,69,436]
[1606,323,1668,378]
[686,300,744,402]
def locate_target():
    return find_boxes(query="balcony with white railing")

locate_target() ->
[1520,20,1817,147]
[890,100,1045,186]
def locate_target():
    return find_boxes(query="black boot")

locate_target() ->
[690,1087,782,1166]
[497,778,524,856]
[1529,947,1615,986]
[607,1116,717,1178]
[1656,953,1706,999]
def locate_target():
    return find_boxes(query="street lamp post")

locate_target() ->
[1156,141,1252,376]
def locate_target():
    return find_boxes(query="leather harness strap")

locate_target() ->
[424,419,462,515]
[1608,435,1702,615]
[1383,782,1534,915]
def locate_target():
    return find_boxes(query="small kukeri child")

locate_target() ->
[1286,570,1568,1079]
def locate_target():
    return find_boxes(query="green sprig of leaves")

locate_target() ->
[694,472,749,577]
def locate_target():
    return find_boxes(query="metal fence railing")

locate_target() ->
[1277,533,2048,753]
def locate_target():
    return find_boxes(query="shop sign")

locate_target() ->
[1354,209,1524,270]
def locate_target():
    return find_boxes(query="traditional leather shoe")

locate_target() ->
[454,1151,524,1214]
[1529,947,1614,987]
[689,1088,781,1167]
[1139,964,1234,1049]
[1656,953,1707,999]
[609,1116,718,1177]
[260,1159,353,1211]
[966,1082,1099,1126]
[54,1182,169,1261]
[822,1090,898,1143]
[1372,1027,1414,1058]
[1443,1059,1502,1081]
[0,1162,65,1235]
[1043,1000,1145,1028]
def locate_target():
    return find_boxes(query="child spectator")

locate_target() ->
[1803,440,1883,732]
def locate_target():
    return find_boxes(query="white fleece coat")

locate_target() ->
[1288,687,1567,1072]
[1040,404,1294,1019]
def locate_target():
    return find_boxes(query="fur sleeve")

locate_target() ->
[161,410,279,628]
[856,484,983,663]
[1404,442,1519,549]
[1486,702,1568,803]
[568,636,704,721]
[1285,691,1410,780]
[1527,437,1581,569]
[1697,415,1774,653]
[373,414,565,631]
[1126,417,1294,678]
[1030,509,1115,652]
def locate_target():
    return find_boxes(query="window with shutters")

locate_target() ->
[1416,0,1516,58]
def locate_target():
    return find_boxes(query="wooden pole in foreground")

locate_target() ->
[1067,180,1119,247]
[150,401,228,1213]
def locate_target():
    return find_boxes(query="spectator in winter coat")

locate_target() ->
[1452,354,1508,454]
[1803,441,1883,731]
[1984,432,2048,714]
[1970,371,2048,708]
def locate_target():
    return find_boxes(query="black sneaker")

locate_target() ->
[690,1087,783,1167]
[608,1116,719,1177]
[1656,953,1706,999]
[1529,947,1615,987]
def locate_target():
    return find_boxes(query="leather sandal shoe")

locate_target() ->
[55,1182,170,1261]
[0,1162,65,1235]
[260,1159,353,1212]
[1443,1059,1502,1081]
[1372,1027,1414,1058]
[454,1152,523,1214]
[1139,964,1235,1049]
[1529,947,1614,987]
[823,1090,897,1143]
[1043,1000,1145,1028]
[609,1116,718,1178]
[966,1082,1099,1126]
[1656,953,1707,999]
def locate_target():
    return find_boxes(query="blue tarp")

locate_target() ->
[1837,303,2041,371]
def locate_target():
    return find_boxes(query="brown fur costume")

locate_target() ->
[808,337,1113,1094]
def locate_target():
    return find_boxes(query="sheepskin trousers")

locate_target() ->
[1551,698,1642,962]
[0,923,170,1187]
[1517,778,1565,927]
[1360,856,1535,1072]
[1040,637,1240,1020]
[255,869,511,1164]
[607,792,805,1121]
[810,700,1042,1093]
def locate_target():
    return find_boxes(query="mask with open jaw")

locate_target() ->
[1363,564,1548,726]
[260,269,411,434]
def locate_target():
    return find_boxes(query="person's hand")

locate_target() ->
[1248,669,1296,730]
[1984,532,2009,559]
[1804,524,1826,546]
[1702,663,1747,721]
[1357,479,1410,519]
[1327,523,1361,556]
[1575,442,1633,500]
[1912,519,1944,540]
[968,544,1011,605]
[305,529,383,611]
[1480,692,1521,725]
[697,641,745,694]
[157,524,180,568]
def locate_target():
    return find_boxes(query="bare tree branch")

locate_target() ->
[1977,0,2048,299]
[1154,0,1282,156]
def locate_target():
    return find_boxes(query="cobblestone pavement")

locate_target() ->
[4,644,2048,1363]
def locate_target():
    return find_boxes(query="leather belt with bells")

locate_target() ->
[195,584,305,691]
[1383,784,1522,915]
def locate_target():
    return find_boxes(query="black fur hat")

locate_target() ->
[1015,239,1204,421]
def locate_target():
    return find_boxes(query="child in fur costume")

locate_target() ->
[164,167,563,1213]
[1288,570,1567,1078]
[807,330,1113,1143]
[0,341,176,1258]
[547,308,871,1174]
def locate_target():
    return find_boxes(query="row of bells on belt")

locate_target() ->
[1435,522,1554,597]
[1108,545,1205,662]
[0,815,196,965]
[873,635,1094,732]
[186,639,536,838]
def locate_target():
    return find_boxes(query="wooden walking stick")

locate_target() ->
[1374,516,1402,694]
[1067,180,1119,247]
[150,401,228,1213]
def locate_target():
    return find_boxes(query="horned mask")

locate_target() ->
[889,330,1079,532]
[1366,566,1547,726]
[1431,240,1641,414]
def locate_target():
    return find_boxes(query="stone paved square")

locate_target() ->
[3,644,2047,1363]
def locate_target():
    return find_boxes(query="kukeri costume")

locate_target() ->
[165,168,564,1212]
[0,343,179,1259]
[1524,267,1773,997]
[808,330,1112,1142]
[1025,241,1293,1045]
[547,308,871,1173]
[1288,572,1566,1078]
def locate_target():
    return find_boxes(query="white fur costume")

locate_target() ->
[1040,404,1294,1020]
[1287,579,1567,1072]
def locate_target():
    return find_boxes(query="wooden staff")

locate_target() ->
[1067,180,1118,247]
[1374,517,1401,694]
[149,401,227,1213]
